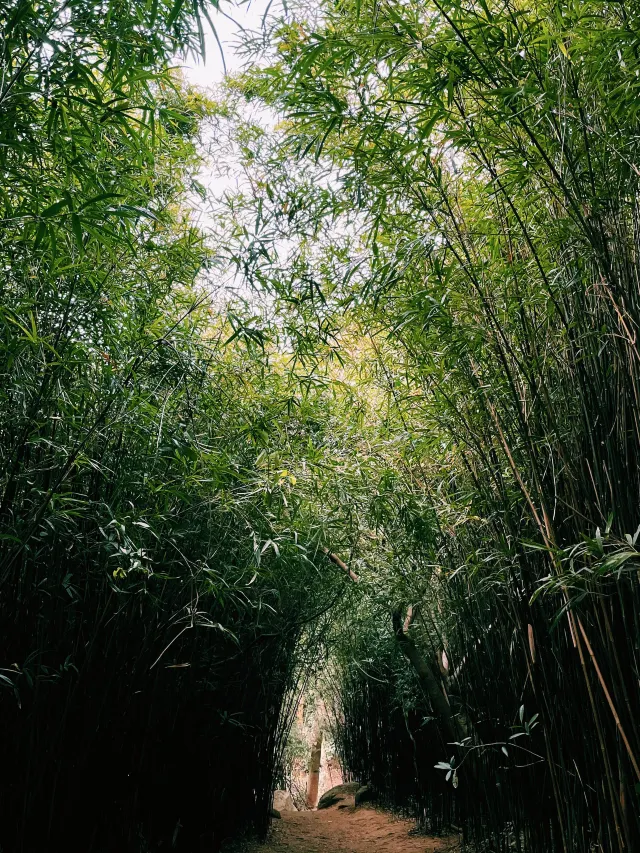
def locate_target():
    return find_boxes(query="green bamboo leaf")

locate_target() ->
[71,213,84,250]
[34,220,48,249]
[41,199,70,218]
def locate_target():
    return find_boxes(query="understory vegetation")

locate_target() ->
[2,0,640,850]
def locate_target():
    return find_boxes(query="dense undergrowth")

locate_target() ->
[0,1,359,849]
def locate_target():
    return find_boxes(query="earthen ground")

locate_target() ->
[243,803,460,853]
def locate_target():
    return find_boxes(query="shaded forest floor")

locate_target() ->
[242,804,460,853]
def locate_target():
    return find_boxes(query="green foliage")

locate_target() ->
[6,0,640,849]
[206,0,640,849]
[0,1,371,849]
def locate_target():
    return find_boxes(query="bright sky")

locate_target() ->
[179,1,279,302]
[180,0,278,208]
[181,0,273,89]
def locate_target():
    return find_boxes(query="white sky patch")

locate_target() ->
[181,0,273,88]
[179,0,281,217]
[177,0,362,332]
[175,0,281,307]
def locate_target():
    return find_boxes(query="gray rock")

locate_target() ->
[317,782,360,810]
[273,790,297,812]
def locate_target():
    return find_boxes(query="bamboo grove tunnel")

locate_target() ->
[2,0,640,850]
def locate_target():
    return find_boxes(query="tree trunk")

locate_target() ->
[306,729,323,809]
[392,607,468,744]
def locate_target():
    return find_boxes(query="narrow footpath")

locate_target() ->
[245,803,459,853]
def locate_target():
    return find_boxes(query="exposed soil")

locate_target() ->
[243,804,459,853]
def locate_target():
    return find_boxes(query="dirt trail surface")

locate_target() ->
[243,805,459,853]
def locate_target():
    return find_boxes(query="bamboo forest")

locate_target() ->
[2,0,640,850]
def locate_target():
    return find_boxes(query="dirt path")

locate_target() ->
[244,805,459,853]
